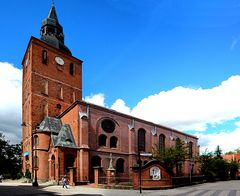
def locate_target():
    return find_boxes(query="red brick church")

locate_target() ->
[22,3,199,185]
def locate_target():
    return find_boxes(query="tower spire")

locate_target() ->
[40,3,71,55]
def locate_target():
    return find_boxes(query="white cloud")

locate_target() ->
[110,99,131,114]
[197,128,240,153]
[131,75,240,132]
[0,62,22,143]
[84,93,105,107]
[234,121,240,127]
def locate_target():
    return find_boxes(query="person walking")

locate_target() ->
[62,175,68,189]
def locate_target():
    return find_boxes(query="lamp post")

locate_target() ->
[21,122,38,187]
[137,151,142,194]
[137,152,152,194]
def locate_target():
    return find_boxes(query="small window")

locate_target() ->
[110,136,118,148]
[42,50,48,64]
[34,135,39,146]
[69,63,75,76]
[99,134,107,146]
[101,119,115,133]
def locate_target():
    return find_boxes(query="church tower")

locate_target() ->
[22,3,82,174]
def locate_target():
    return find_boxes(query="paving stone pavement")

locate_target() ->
[0,180,240,196]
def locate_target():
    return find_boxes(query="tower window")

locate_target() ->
[69,63,75,76]
[41,79,48,95]
[138,128,146,152]
[42,50,48,65]
[57,84,63,100]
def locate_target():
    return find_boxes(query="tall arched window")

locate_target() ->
[116,158,124,173]
[110,136,118,148]
[159,134,165,151]
[98,134,107,147]
[42,79,48,95]
[69,63,75,76]
[188,142,193,158]
[138,128,146,152]
[42,50,48,64]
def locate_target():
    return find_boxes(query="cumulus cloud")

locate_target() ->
[110,99,131,114]
[84,93,106,107]
[131,75,240,132]
[0,62,22,143]
[197,128,240,153]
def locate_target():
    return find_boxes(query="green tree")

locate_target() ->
[0,133,22,179]
[229,160,239,180]
[198,146,230,181]
[153,138,188,176]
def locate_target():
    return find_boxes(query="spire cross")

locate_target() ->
[52,0,54,6]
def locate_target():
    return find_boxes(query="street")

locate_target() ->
[0,180,240,196]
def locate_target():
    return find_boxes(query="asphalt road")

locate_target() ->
[0,180,240,196]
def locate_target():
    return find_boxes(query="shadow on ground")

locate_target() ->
[0,184,103,196]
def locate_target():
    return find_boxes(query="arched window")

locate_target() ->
[159,134,165,151]
[69,63,75,76]
[138,128,146,152]
[110,136,118,148]
[34,135,39,146]
[98,134,107,147]
[188,142,193,158]
[42,50,48,64]
[116,158,124,173]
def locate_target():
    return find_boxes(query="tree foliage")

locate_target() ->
[0,133,22,179]
[152,138,188,176]
[198,146,239,181]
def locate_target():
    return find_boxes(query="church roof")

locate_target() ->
[37,117,77,149]
[40,3,72,55]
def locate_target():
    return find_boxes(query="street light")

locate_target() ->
[21,122,38,187]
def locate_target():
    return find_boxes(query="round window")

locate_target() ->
[101,119,115,133]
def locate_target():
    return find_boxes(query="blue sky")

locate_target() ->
[1,0,240,153]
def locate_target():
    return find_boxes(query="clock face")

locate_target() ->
[55,56,64,65]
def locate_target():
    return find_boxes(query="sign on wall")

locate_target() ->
[150,166,161,180]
